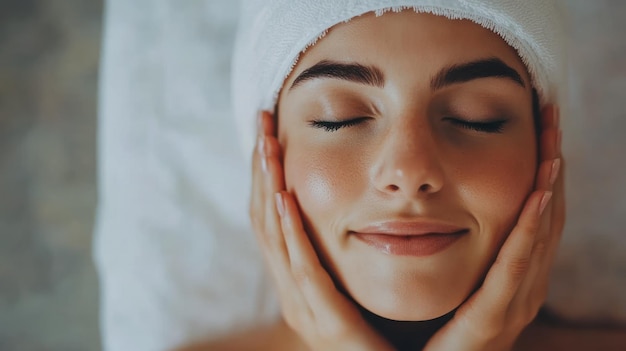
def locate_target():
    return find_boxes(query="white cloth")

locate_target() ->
[232,0,567,162]
[94,1,278,350]
[94,1,626,351]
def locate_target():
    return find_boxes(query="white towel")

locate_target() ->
[93,3,625,351]
[232,0,567,160]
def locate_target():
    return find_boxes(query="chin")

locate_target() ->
[340,268,476,321]
[359,291,465,322]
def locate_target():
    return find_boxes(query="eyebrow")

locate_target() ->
[289,60,384,90]
[430,57,526,90]
[289,57,525,92]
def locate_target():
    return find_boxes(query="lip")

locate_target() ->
[352,220,469,257]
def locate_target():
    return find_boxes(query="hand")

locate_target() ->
[424,105,565,351]
[249,111,394,351]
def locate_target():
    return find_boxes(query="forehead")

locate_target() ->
[283,11,530,89]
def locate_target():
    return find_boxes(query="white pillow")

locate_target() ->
[94,1,277,350]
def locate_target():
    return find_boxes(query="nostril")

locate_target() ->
[419,184,432,192]
[387,184,400,192]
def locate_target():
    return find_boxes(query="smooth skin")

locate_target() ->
[277,11,545,324]
[178,10,626,351]
[212,10,567,351]
[253,12,564,350]
[248,104,562,350]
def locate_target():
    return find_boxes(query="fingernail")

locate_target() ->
[275,192,285,217]
[257,136,265,156]
[549,158,561,185]
[261,156,268,173]
[539,191,553,216]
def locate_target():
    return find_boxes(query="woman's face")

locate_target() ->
[277,11,537,321]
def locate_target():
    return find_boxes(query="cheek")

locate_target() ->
[293,165,335,207]
[283,144,364,230]
[457,148,536,239]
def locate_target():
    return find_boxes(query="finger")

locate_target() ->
[250,134,266,229]
[260,139,291,273]
[528,133,566,288]
[515,158,557,278]
[514,158,566,321]
[464,190,551,329]
[251,115,293,298]
[250,111,274,225]
[514,107,562,302]
[259,109,276,137]
[540,104,559,131]
[276,192,359,331]
[534,157,560,193]
[259,143,314,329]
[250,111,316,330]
[511,124,562,295]
[539,105,560,162]
[510,199,553,321]
[539,156,566,277]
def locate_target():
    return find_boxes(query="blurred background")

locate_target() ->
[0,0,102,350]
[0,1,624,351]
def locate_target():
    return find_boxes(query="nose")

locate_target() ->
[371,119,445,198]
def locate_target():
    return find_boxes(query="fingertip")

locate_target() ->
[549,158,561,186]
[517,191,545,230]
[275,192,285,218]
[257,134,266,155]
[539,191,553,217]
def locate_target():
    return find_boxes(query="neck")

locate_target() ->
[358,306,455,351]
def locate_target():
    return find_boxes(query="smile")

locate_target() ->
[350,221,469,257]
[352,230,469,257]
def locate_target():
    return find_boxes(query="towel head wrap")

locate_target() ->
[232,0,566,158]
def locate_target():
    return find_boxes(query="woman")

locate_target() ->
[224,1,563,350]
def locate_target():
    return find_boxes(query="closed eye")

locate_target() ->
[309,117,368,132]
[446,118,508,134]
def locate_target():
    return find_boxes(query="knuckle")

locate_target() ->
[524,220,541,234]
[506,257,531,281]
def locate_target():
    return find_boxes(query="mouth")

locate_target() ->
[350,221,470,257]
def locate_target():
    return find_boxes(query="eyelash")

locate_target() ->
[309,117,507,133]
[309,117,367,132]
[446,118,508,134]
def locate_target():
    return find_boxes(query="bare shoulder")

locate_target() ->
[514,318,626,351]
[175,319,308,351]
